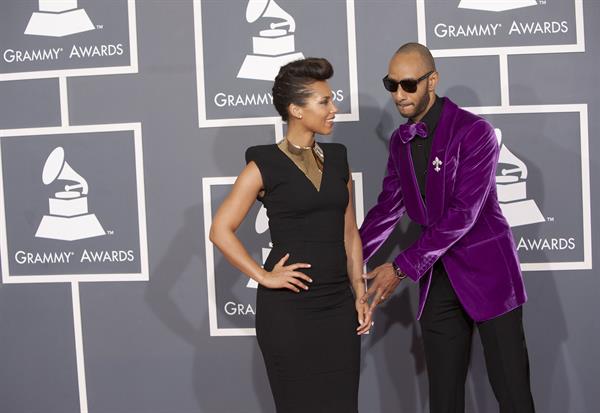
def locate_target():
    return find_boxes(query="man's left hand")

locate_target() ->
[360,263,404,314]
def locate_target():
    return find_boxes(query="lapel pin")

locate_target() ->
[432,157,443,172]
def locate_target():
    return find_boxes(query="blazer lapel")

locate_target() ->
[393,130,428,225]
[424,97,456,225]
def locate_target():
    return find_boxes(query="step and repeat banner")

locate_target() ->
[1,1,597,413]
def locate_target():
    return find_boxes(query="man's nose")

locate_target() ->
[393,87,407,101]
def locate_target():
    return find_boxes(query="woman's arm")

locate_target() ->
[345,176,364,294]
[344,174,371,334]
[209,161,311,292]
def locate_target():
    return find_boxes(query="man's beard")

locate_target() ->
[410,92,431,120]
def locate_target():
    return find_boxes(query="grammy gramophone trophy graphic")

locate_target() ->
[246,205,269,289]
[458,0,537,12]
[237,0,304,81]
[495,128,545,228]
[25,0,95,37]
[35,147,105,241]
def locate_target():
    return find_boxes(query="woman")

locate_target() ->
[209,57,370,413]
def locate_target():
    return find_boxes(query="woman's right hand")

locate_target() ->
[260,253,312,292]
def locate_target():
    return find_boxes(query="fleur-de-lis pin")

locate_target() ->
[432,157,443,172]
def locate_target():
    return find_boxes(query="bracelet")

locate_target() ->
[392,262,407,280]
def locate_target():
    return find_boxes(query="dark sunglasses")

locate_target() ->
[382,71,434,93]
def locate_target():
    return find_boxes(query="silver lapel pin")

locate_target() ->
[432,156,443,172]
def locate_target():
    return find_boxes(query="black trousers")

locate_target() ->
[420,265,535,413]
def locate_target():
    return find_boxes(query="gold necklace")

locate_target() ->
[284,137,325,172]
[286,137,313,152]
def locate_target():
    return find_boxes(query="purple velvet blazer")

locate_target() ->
[360,98,527,322]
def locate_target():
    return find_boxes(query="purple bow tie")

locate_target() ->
[398,122,428,144]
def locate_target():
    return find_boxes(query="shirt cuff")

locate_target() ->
[393,253,419,282]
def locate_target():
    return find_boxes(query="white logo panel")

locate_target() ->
[0,123,149,283]
[417,0,584,57]
[467,105,591,271]
[0,0,138,81]
[194,0,358,128]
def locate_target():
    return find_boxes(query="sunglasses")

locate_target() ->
[382,71,434,93]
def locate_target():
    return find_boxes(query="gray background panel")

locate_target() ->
[0,1,598,412]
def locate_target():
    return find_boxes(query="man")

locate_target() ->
[359,43,535,413]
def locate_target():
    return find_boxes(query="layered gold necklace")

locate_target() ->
[278,138,325,191]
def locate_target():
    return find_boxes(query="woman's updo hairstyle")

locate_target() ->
[272,57,333,121]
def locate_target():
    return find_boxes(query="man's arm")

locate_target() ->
[359,138,406,263]
[394,119,499,281]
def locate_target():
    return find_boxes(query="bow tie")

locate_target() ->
[398,122,428,144]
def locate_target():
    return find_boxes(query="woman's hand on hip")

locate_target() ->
[260,253,312,292]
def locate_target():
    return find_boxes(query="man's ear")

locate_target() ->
[428,71,439,92]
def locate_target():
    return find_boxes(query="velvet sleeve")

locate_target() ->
[359,138,406,263]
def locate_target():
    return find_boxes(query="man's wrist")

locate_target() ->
[392,262,407,280]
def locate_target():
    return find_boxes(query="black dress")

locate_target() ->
[245,143,360,413]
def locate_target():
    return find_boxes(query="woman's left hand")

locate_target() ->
[356,298,373,335]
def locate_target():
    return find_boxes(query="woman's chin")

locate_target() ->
[320,125,334,135]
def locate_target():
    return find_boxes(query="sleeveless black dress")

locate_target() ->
[245,143,360,413]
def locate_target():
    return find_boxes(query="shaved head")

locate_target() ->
[394,42,436,72]
[387,42,439,121]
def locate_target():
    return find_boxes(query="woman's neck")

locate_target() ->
[286,124,315,148]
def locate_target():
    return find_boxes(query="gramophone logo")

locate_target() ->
[494,128,544,228]
[458,0,538,12]
[246,205,269,288]
[24,0,95,37]
[35,146,105,241]
[237,0,304,81]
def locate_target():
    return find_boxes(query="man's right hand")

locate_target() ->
[360,263,404,314]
